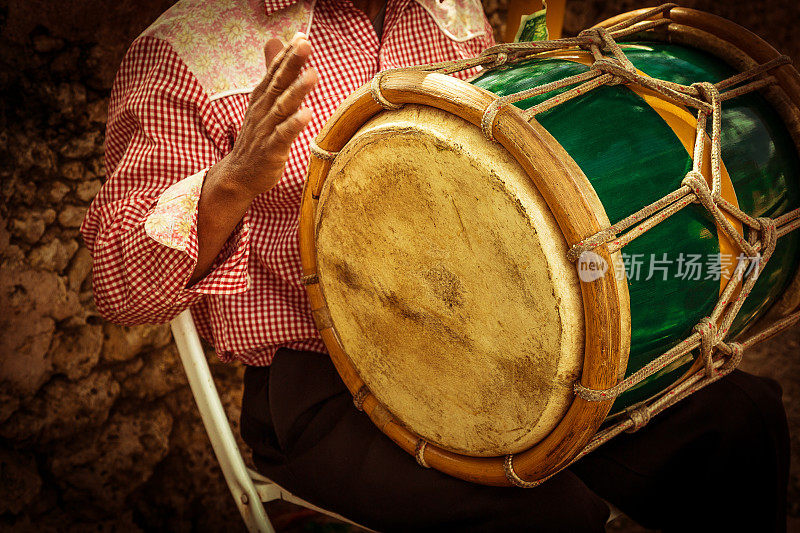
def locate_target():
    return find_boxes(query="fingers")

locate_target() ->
[251,33,307,105]
[236,33,315,181]
[250,38,288,102]
[270,106,312,150]
[262,35,312,108]
[261,67,318,132]
[248,33,311,114]
[263,38,284,72]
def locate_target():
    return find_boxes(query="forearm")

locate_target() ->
[190,156,257,285]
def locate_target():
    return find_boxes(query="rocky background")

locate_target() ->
[0,1,798,532]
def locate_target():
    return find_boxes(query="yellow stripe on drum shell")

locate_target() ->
[532,50,743,295]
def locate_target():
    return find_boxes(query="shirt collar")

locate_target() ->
[264,0,418,16]
[264,0,303,16]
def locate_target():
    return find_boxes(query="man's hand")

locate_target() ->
[190,34,318,285]
[210,33,319,199]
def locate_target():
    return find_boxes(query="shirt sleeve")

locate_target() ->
[80,36,250,326]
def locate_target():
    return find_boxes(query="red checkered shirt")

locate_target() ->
[81,0,495,365]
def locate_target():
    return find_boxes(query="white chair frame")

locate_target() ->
[170,309,372,533]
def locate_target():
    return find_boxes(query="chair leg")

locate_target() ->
[173,310,375,531]
[171,310,274,533]
[247,468,377,532]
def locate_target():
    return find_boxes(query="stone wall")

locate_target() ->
[0,1,246,531]
[1,1,798,531]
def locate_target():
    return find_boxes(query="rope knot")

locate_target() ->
[720,341,744,375]
[589,57,634,86]
[693,317,718,343]
[577,28,604,50]
[692,81,720,101]
[491,52,508,68]
[693,317,718,377]
[579,27,619,51]
[757,217,778,250]
[681,171,710,204]
[745,217,777,275]
[681,170,705,187]
[757,216,777,232]
[566,228,616,262]
[625,406,652,433]
[691,81,720,117]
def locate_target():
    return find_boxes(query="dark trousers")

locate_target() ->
[241,349,789,532]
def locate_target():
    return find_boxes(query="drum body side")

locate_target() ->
[473,43,800,412]
[300,6,800,487]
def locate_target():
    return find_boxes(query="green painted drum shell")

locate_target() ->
[472,43,800,413]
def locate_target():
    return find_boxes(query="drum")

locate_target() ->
[299,6,800,486]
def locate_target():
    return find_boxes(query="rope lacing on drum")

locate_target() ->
[562,40,795,438]
[352,385,370,411]
[415,439,430,468]
[504,454,547,488]
[309,139,339,161]
[571,218,784,459]
[316,3,800,486]
[370,71,404,110]
[367,52,512,114]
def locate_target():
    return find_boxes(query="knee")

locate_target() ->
[725,370,788,437]
[495,475,610,532]
[709,370,790,482]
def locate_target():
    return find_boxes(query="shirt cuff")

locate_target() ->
[144,167,250,295]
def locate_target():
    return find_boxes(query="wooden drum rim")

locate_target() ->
[299,71,628,485]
